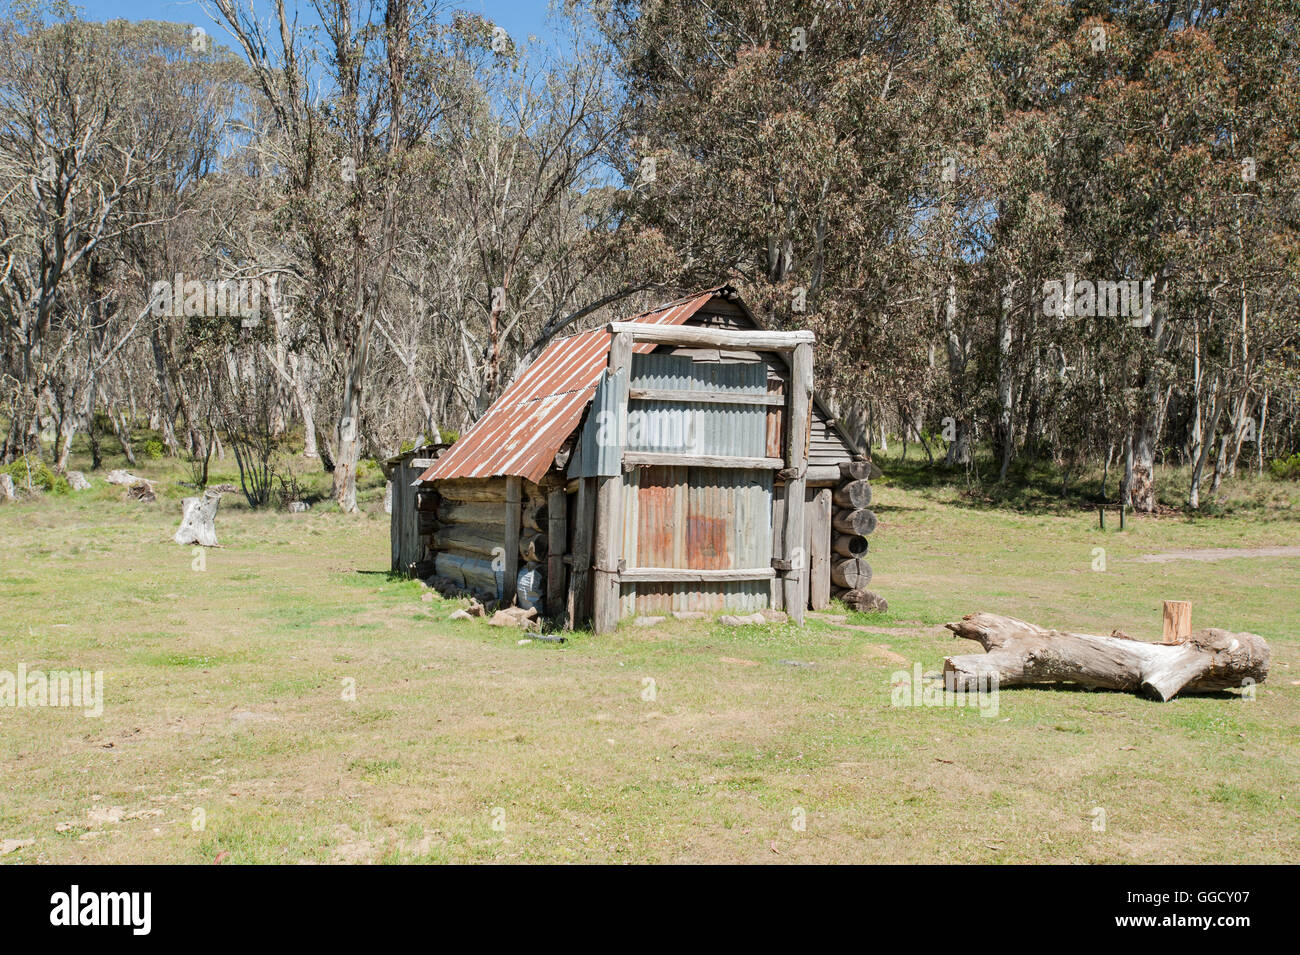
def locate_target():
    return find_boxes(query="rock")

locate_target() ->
[634,615,667,627]
[0,838,34,856]
[719,612,767,626]
[421,593,435,603]
[0,474,14,502]
[287,500,310,512]
[672,611,707,620]
[66,470,91,491]
[467,600,486,618]
[449,609,473,621]
[760,609,788,624]
[489,606,540,630]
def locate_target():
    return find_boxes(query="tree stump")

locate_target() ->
[943,612,1269,701]
[0,474,14,502]
[174,484,235,547]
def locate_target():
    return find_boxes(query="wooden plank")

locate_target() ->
[808,486,832,610]
[782,341,812,624]
[504,476,521,605]
[618,567,776,583]
[593,330,633,634]
[546,487,566,618]
[623,451,784,470]
[567,476,596,629]
[628,387,785,407]
[1163,600,1192,644]
[608,321,814,351]
[770,492,785,610]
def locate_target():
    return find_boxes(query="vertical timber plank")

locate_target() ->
[782,341,812,624]
[808,485,832,610]
[593,330,632,634]
[546,486,567,618]
[568,477,596,629]
[504,476,522,605]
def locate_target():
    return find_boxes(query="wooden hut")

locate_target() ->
[404,286,875,632]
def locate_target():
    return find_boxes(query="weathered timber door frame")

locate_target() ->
[591,322,815,633]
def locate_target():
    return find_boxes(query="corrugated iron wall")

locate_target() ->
[619,354,774,614]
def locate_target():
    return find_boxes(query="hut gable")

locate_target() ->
[418,286,861,486]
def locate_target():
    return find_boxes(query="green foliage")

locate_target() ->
[1268,454,1300,481]
[438,428,459,444]
[143,438,165,460]
[2,456,69,494]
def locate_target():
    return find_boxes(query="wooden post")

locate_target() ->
[546,486,567,618]
[781,341,812,624]
[1120,505,1128,530]
[808,486,832,610]
[1162,600,1192,644]
[593,330,632,634]
[503,476,521,605]
[1098,506,1105,530]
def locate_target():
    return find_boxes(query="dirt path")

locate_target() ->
[1131,545,1300,564]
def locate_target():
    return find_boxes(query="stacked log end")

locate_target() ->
[830,459,887,613]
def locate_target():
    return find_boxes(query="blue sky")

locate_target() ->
[76,0,568,54]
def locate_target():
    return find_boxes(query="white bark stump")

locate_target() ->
[174,485,234,547]
[944,612,1269,701]
[0,474,14,502]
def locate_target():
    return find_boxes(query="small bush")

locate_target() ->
[143,438,165,460]
[1268,453,1300,481]
[2,456,70,494]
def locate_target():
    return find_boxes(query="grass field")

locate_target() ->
[1,450,1298,864]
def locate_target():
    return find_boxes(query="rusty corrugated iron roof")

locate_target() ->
[418,288,724,485]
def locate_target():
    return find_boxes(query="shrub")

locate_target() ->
[143,438,165,460]
[1268,453,1300,481]
[2,456,70,494]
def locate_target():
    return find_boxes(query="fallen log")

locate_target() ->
[832,508,877,536]
[832,480,873,510]
[943,612,1270,702]
[833,533,869,558]
[830,557,872,590]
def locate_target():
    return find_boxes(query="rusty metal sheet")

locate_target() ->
[418,289,723,485]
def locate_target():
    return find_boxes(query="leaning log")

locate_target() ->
[832,508,877,536]
[830,557,872,590]
[833,533,869,558]
[832,480,873,510]
[943,612,1270,702]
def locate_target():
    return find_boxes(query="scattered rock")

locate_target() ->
[0,838,34,856]
[421,593,435,603]
[66,470,91,491]
[287,501,310,513]
[489,606,540,630]
[760,609,788,624]
[467,600,486,618]
[634,615,667,627]
[448,609,473,621]
[671,611,707,620]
